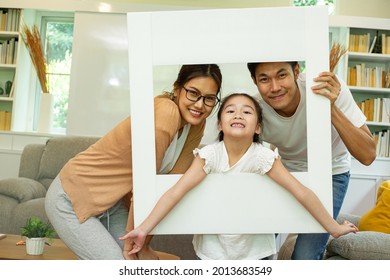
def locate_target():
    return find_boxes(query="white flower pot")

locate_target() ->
[26,237,46,255]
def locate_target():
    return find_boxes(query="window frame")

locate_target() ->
[33,11,74,134]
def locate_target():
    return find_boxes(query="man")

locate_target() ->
[247,61,376,260]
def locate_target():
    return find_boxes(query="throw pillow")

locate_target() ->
[358,180,390,234]
[326,232,390,260]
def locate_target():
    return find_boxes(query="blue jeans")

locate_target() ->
[291,171,350,260]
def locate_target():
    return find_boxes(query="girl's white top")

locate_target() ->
[192,141,279,260]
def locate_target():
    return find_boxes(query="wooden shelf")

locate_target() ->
[0,31,19,38]
[348,52,390,63]
[366,121,390,127]
[0,64,17,69]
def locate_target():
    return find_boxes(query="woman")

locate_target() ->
[45,64,222,260]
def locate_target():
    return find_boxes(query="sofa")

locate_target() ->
[0,136,197,260]
[277,213,390,260]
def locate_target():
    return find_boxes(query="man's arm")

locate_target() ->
[311,71,376,165]
[331,105,376,165]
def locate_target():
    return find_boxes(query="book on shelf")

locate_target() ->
[5,37,15,64]
[348,33,370,53]
[368,35,377,53]
[387,36,390,55]
[0,8,20,32]
[0,12,6,31]
[378,33,390,55]
[0,110,11,131]
[0,111,5,130]
[356,97,390,123]
[347,64,388,88]
[384,99,390,123]
[373,129,389,157]
[4,111,11,131]
[356,64,362,86]
[358,31,390,55]
[372,129,390,157]
[382,33,386,54]
[386,72,390,89]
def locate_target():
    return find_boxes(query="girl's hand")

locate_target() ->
[331,220,359,238]
[119,228,147,255]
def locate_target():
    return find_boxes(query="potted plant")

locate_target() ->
[20,217,56,255]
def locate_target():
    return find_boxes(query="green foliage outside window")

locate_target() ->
[293,1,335,15]
[47,52,71,129]
[43,19,74,130]
[293,0,334,6]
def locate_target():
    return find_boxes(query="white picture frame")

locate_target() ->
[127,6,331,234]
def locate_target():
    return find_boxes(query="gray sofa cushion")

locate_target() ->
[336,213,361,226]
[0,194,18,232]
[0,178,46,202]
[326,231,390,260]
[37,136,99,189]
[11,197,49,235]
[18,144,45,179]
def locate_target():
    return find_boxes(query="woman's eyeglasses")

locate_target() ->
[183,87,220,107]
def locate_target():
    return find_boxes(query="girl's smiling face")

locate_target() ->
[218,95,261,141]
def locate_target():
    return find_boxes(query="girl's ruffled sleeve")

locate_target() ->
[193,145,216,174]
[254,146,280,175]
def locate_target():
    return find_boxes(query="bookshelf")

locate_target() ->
[330,18,390,160]
[330,16,390,217]
[0,8,21,131]
[347,29,390,159]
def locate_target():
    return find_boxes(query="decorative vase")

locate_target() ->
[25,237,45,255]
[37,93,53,134]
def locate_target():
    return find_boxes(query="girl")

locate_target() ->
[120,93,358,260]
[45,64,222,260]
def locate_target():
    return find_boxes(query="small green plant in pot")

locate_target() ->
[21,217,56,255]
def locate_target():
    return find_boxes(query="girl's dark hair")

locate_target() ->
[174,64,222,99]
[217,93,263,143]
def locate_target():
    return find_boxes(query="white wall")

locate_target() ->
[66,12,130,137]
[337,0,390,19]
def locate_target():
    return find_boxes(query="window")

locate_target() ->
[36,14,74,133]
[293,0,336,15]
